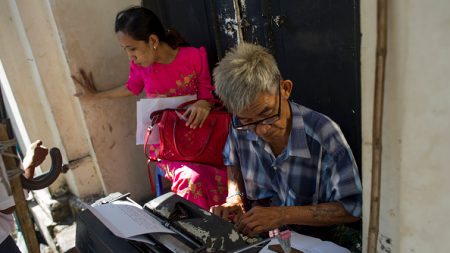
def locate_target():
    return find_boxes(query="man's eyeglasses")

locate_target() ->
[232,87,281,131]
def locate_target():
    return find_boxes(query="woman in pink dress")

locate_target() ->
[72,6,227,209]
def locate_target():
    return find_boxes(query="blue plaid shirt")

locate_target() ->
[223,101,362,217]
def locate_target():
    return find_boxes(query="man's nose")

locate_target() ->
[255,124,271,136]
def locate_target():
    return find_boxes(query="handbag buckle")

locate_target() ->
[150,112,161,126]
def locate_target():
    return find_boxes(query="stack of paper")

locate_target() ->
[259,231,350,253]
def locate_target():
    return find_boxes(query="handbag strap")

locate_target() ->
[172,117,217,159]
[144,125,157,161]
[144,110,165,161]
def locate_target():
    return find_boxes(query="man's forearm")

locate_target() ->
[282,202,359,226]
[227,166,244,196]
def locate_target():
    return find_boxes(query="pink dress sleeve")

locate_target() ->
[196,47,215,100]
[125,61,144,96]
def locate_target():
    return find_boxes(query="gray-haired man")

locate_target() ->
[211,43,362,240]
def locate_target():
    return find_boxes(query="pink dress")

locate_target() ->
[126,47,227,209]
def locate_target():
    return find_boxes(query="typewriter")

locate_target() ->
[140,192,269,252]
[76,192,269,253]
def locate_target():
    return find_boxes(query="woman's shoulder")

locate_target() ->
[179,46,208,58]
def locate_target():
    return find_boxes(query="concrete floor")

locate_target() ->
[15,190,86,253]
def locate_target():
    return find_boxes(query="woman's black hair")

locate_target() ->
[115,6,188,49]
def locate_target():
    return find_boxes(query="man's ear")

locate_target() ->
[149,34,159,49]
[281,80,293,99]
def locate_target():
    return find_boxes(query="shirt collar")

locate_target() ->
[287,101,311,158]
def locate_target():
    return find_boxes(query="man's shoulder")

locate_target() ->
[291,102,335,129]
[292,102,349,151]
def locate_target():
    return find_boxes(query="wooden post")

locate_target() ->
[0,123,40,253]
[368,0,388,252]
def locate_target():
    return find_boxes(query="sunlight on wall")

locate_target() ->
[0,59,31,151]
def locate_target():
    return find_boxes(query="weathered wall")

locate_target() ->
[361,0,450,252]
[0,0,152,202]
[49,0,151,202]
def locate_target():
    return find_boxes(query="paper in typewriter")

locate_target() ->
[87,200,174,244]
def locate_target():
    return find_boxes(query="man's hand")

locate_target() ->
[183,100,212,129]
[22,140,49,179]
[235,206,285,237]
[210,201,245,223]
[72,68,98,97]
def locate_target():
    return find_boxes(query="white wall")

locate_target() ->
[361,0,450,252]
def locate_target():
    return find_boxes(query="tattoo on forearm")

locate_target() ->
[309,204,344,220]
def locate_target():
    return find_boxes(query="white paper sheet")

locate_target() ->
[259,230,350,253]
[136,95,197,145]
[87,200,174,241]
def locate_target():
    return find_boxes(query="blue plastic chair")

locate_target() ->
[154,165,165,196]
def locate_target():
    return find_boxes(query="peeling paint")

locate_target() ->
[223,17,238,38]
[239,0,247,14]
[177,221,210,242]
[177,221,217,251]
[209,236,225,251]
[242,235,259,244]
[379,234,392,253]
[229,229,239,242]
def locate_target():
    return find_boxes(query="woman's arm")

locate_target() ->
[92,85,133,99]
[196,47,215,100]
[72,69,133,99]
[183,47,216,128]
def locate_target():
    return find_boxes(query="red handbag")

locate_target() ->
[144,100,230,167]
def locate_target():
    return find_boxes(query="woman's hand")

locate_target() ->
[71,68,98,98]
[183,100,212,129]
